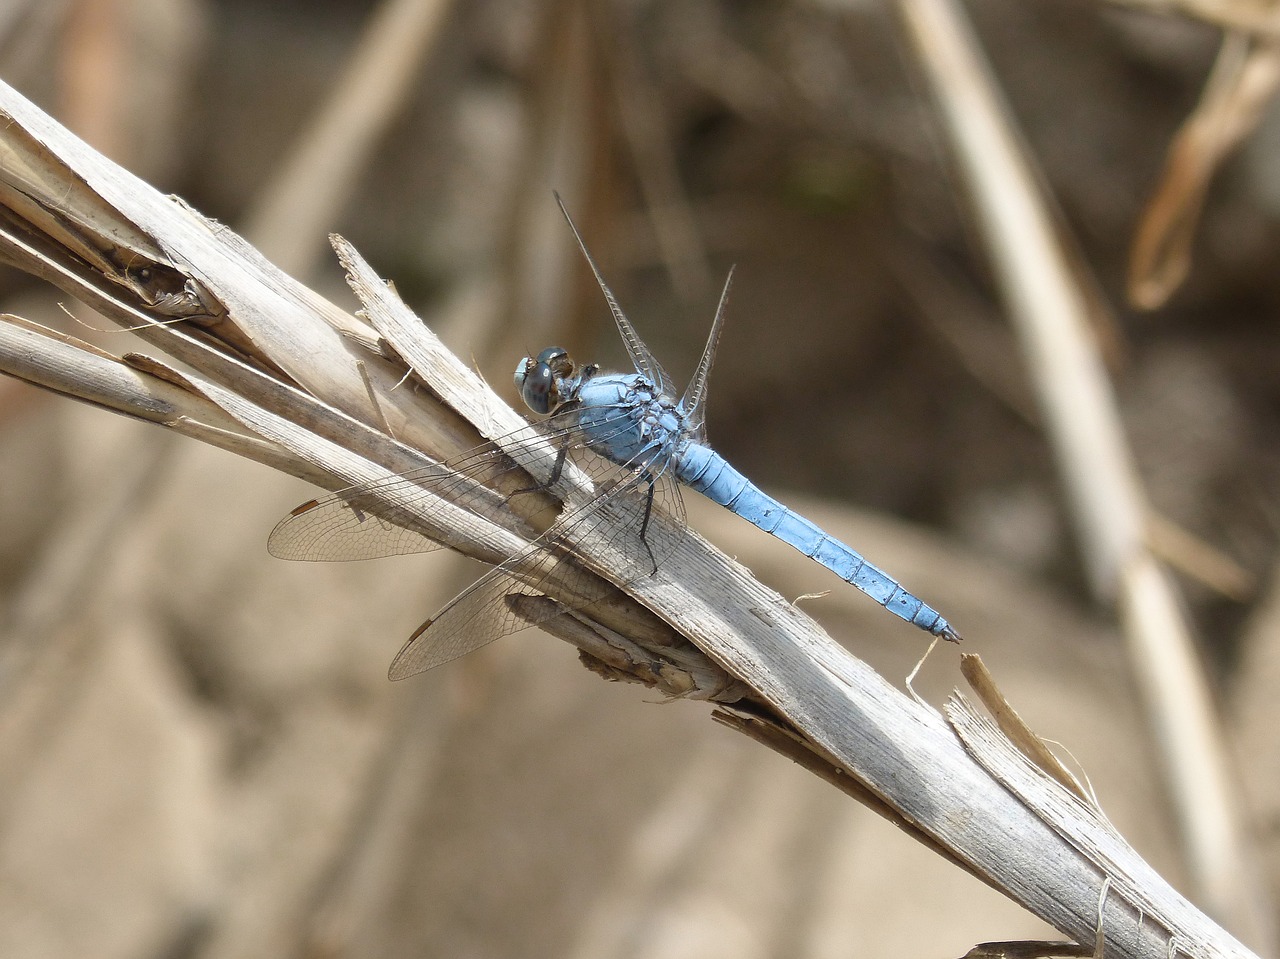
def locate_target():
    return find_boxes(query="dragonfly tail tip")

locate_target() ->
[939,623,962,643]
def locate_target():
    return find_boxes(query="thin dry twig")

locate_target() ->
[1128,32,1280,310]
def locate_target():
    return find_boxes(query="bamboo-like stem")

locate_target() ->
[0,79,1255,959]
[894,0,1272,948]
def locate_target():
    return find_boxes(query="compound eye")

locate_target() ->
[519,361,555,414]
[537,347,574,377]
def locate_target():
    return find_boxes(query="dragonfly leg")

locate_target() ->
[637,471,659,575]
[511,439,570,498]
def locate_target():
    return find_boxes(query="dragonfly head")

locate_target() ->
[514,347,596,415]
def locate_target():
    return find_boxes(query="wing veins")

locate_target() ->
[388,444,686,678]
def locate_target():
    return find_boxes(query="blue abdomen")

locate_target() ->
[674,442,955,638]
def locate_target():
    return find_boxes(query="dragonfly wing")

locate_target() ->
[267,414,591,563]
[562,452,686,578]
[387,545,599,678]
[387,457,687,679]
[268,471,457,561]
[552,193,675,396]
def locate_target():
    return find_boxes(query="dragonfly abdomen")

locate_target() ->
[675,442,957,640]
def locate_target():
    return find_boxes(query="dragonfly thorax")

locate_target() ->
[575,372,684,469]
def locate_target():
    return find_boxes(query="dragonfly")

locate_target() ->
[269,196,960,679]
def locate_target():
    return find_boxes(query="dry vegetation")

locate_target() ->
[0,1,1278,958]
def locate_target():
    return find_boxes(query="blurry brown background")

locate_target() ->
[1,0,1278,957]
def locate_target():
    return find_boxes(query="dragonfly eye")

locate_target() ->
[515,347,576,415]
[516,357,554,414]
[537,347,574,376]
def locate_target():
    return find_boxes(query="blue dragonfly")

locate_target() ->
[269,197,959,679]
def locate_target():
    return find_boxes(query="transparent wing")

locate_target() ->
[269,401,690,677]
[388,454,687,679]
[681,267,735,440]
[267,466,494,562]
[553,192,674,395]
[267,410,615,563]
